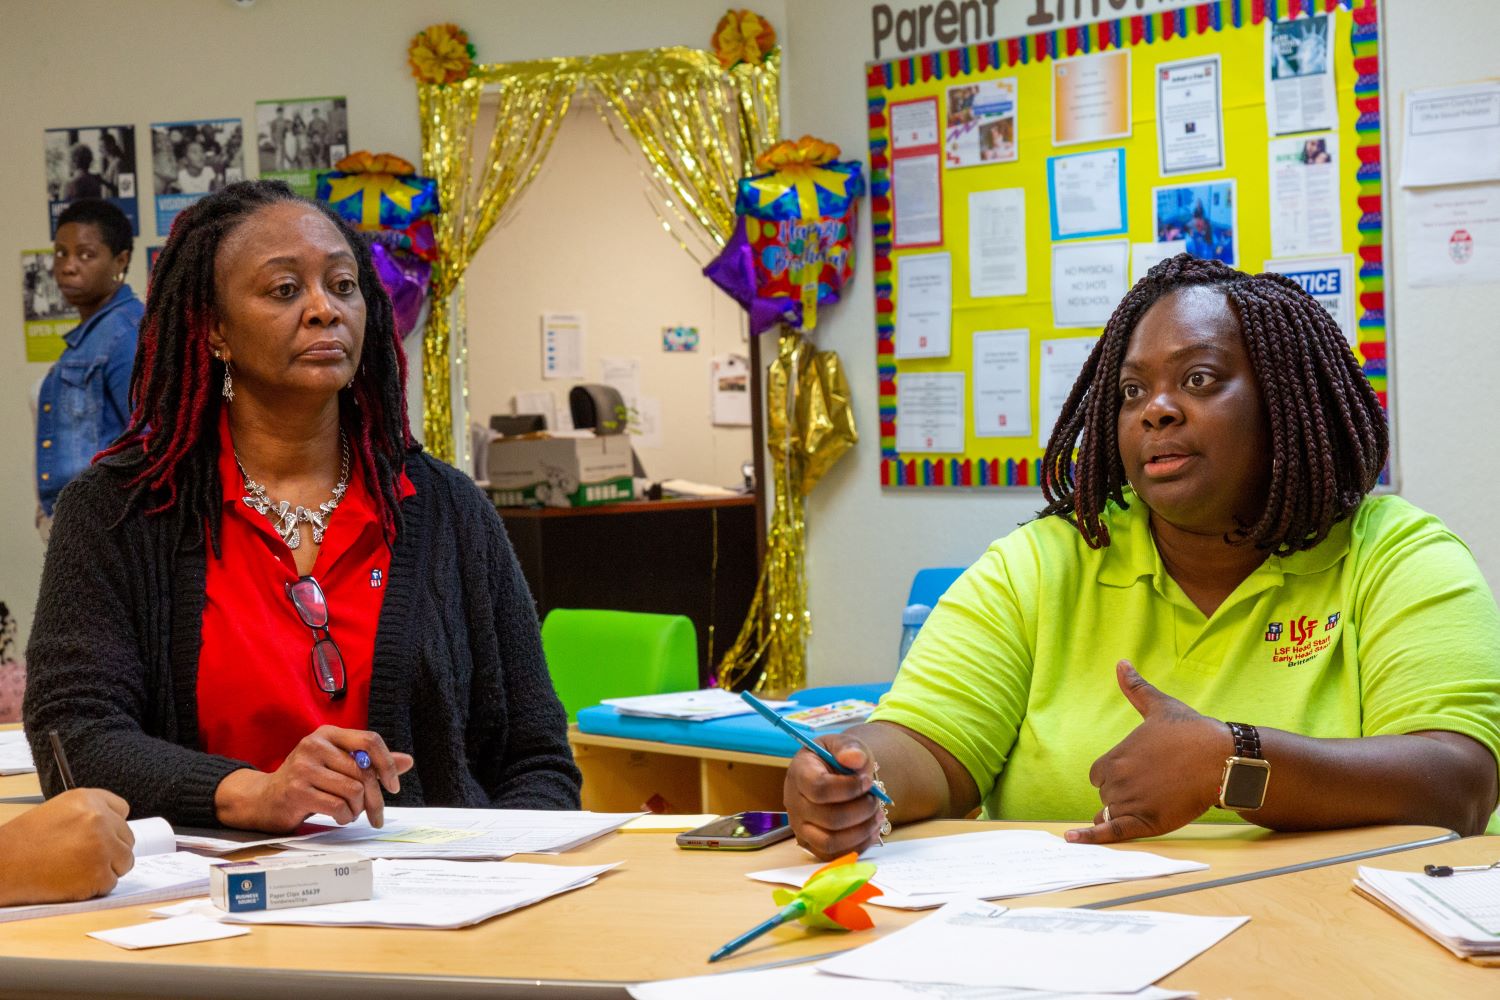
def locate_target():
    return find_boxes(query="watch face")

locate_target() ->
[1223,759,1270,810]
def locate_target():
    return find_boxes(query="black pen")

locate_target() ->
[47,729,75,790]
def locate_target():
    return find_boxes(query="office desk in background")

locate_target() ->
[0,804,1457,999]
[499,496,757,682]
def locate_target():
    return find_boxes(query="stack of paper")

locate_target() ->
[603,689,794,721]
[813,900,1245,993]
[1354,865,1500,959]
[0,852,211,924]
[631,965,1194,1000]
[279,807,642,859]
[0,729,35,775]
[156,859,617,929]
[750,830,1208,908]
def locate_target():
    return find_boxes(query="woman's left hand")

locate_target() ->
[1066,659,1233,844]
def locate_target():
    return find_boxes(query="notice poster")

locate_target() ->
[1053,49,1131,147]
[1132,240,1186,284]
[1154,181,1237,265]
[894,252,953,358]
[1037,337,1098,448]
[710,353,752,426]
[21,250,77,364]
[1051,240,1128,329]
[1269,134,1341,257]
[151,118,245,234]
[895,371,966,454]
[890,97,944,247]
[255,97,349,198]
[1266,13,1337,135]
[541,313,585,379]
[1400,83,1500,188]
[1403,184,1500,288]
[45,125,139,237]
[968,188,1026,298]
[1263,255,1356,345]
[1047,148,1127,240]
[945,78,1017,168]
[1156,56,1224,175]
[973,329,1031,438]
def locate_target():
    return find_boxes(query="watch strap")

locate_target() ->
[1227,721,1262,760]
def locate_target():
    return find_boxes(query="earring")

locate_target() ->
[221,361,234,402]
[114,273,125,283]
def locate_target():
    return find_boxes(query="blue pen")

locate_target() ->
[351,750,371,770]
[739,691,893,806]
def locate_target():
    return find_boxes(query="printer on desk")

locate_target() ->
[485,385,645,508]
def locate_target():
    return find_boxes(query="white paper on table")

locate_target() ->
[1048,149,1125,239]
[1401,82,1500,188]
[174,827,328,855]
[710,354,752,426]
[1266,12,1337,136]
[893,154,943,248]
[895,372,965,455]
[818,899,1247,993]
[1404,182,1500,287]
[183,859,617,930]
[127,817,177,858]
[1157,54,1224,175]
[973,330,1031,439]
[280,807,642,859]
[749,830,1205,909]
[541,313,585,380]
[1132,240,1186,285]
[603,689,793,721]
[1037,337,1098,449]
[1263,255,1356,345]
[0,852,211,924]
[894,252,952,358]
[1051,241,1128,329]
[600,356,641,409]
[1269,133,1341,257]
[968,188,1027,298]
[1354,865,1500,956]
[90,915,250,950]
[0,730,35,775]
[512,391,561,432]
[629,964,1195,1000]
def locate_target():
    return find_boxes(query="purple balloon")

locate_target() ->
[703,219,799,335]
[370,239,431,339]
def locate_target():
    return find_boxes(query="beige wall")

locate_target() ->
[0,0,781,647]
[781,0,1500,684]
[467,98,752,488]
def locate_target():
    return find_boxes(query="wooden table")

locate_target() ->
[569,727,789,814]
[1140,835,1500,998]
[0,805,1455,999]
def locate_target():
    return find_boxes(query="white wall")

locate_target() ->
[467,99,752,488]
[781,0,1500,685]
[0,0,782,648]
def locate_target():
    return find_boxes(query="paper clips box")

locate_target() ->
[486,434,634,508]
[210,852,372,912]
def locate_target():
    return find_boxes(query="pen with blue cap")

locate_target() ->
[739,691,892,806]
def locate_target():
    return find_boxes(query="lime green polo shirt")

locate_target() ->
[871,493,1500,828]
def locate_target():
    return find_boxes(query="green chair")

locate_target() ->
[540,609,698,722]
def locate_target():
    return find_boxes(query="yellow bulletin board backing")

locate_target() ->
[867,0,1389,489]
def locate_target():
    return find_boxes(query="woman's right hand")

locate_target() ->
[214,726,414,833]
[783,734,887,861]
[0,788,135,906]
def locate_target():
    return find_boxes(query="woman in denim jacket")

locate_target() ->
[35,199,142,540]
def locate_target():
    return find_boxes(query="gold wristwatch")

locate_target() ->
[1218,721,1270,811]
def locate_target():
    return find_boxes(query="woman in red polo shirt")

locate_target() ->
[24,181,581,831]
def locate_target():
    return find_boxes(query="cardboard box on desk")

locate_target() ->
[487,434,634,508]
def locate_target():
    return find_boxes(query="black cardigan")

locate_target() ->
[23,451,581,826]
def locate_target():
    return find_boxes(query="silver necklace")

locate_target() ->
[236,431,350,550]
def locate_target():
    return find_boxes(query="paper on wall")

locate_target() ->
[891,97,943,247]
[1051,240,1128,328]
[1048,148,1126,240]
[710,353,752,426]
[1037,336,1098,448]
[894,252,953,358]
[1052,49,1132,147]
[896,371,965,455]
[1265,12,1337,135]
[514,390,561,431]
[945,77,1017,168]
[968,188,1026,298]
[973,329,1031,439]
[635,397,662,450]
[1400,82,1500,188]
[1156,55,1225,175]
[1403,182,1500,287]
[1269,133,1341,257]
[600,356,640,408]
[541,313,585,380]
[1131,240,1186,284]
[1263,255,1356,344]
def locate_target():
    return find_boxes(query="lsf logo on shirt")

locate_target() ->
[369,568,383,588]
[1264,611,1343,667]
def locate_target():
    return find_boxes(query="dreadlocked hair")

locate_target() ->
[98,179,414,555]
[1038,254,1387,555]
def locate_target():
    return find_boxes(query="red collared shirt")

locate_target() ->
[198,410,414,773]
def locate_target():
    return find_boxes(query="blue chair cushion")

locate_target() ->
[907,567,967,609]
[575,682,892,758]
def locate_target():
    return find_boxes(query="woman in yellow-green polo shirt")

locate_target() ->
[786,254,1500,859]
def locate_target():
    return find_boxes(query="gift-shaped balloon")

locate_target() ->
[317,151,439,232]
[705,136,863,334]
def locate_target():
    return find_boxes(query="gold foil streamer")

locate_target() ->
[795,347,857,494]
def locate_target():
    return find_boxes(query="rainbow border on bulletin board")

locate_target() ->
[867,0,1387,489]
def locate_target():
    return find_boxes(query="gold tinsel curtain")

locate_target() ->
[416,59,583,462]
[587,48,780,262]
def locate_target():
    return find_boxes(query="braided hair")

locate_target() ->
[1039,254,1386,554]
[98,179,414,553]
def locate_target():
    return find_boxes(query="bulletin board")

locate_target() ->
[866,0,1389,489]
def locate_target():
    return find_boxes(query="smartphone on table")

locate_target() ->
[675,811,794,850]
